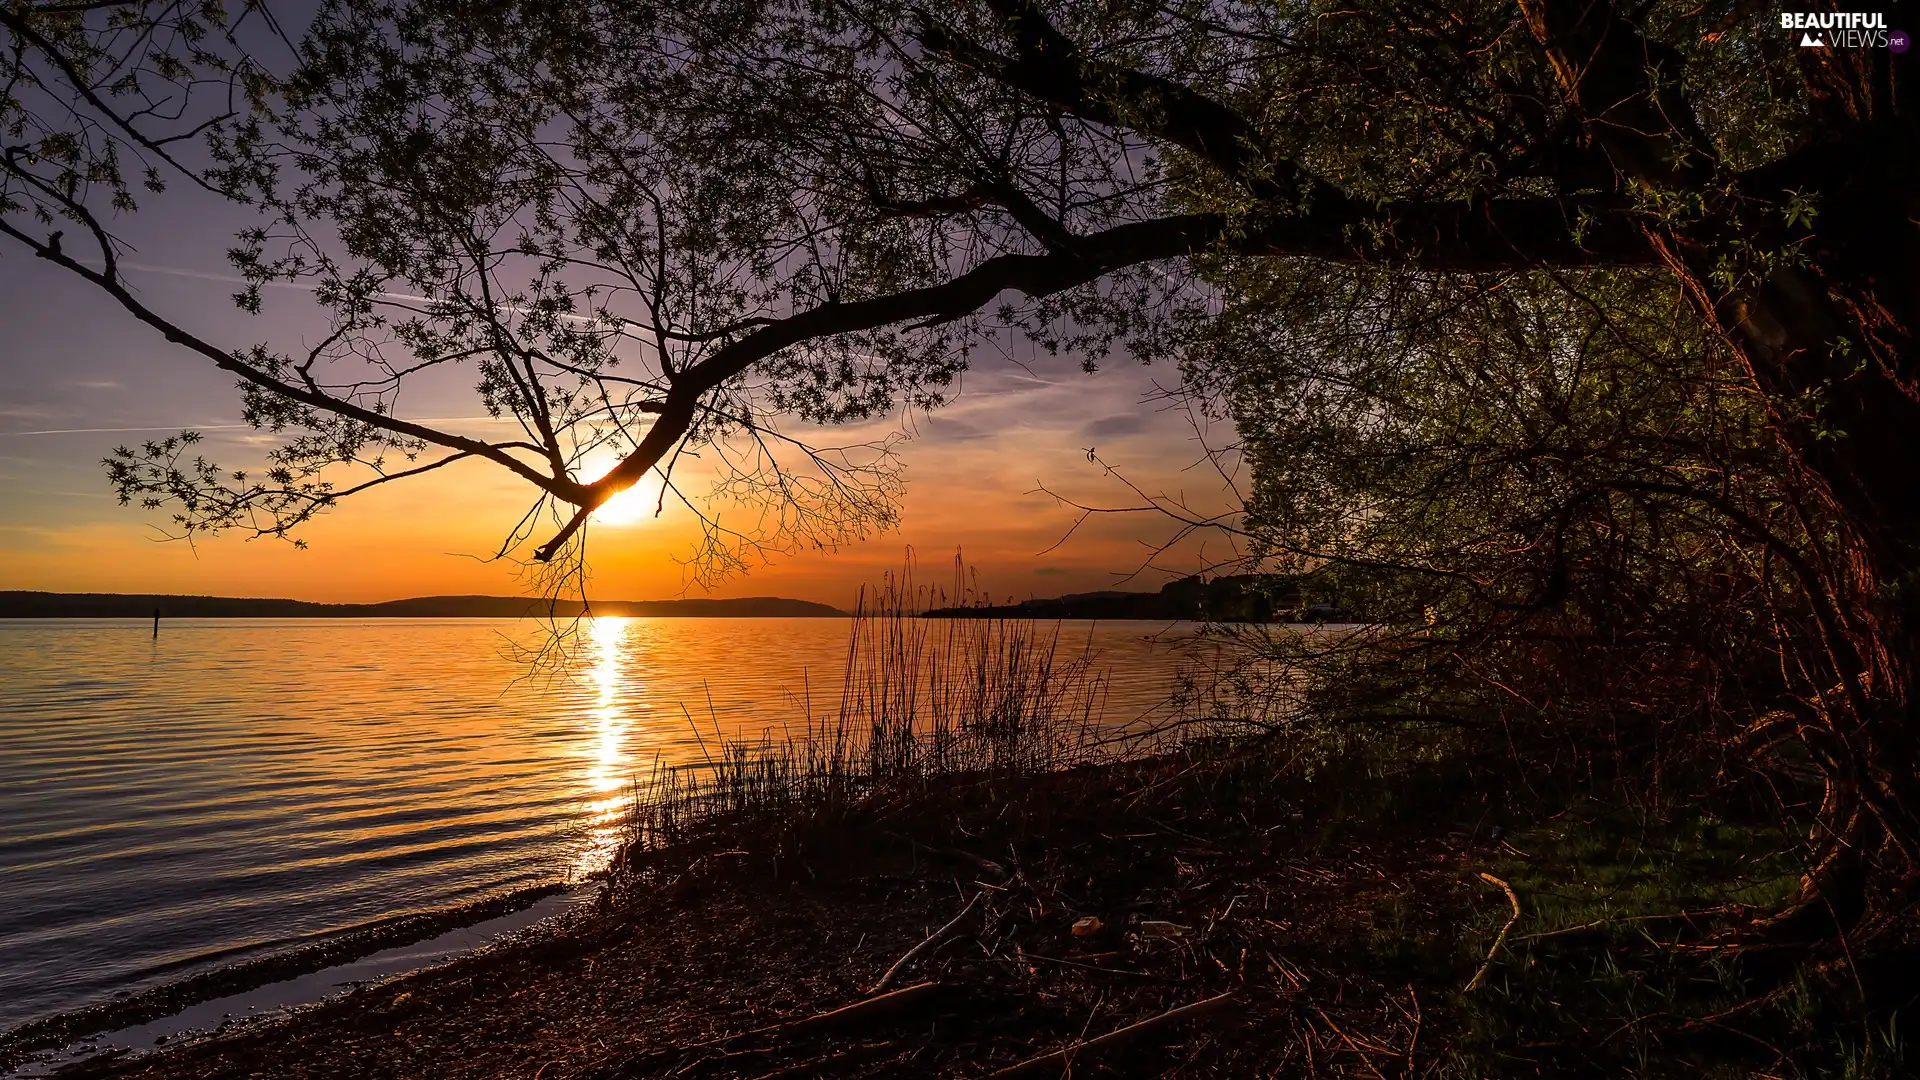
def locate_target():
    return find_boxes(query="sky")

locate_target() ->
[0,206,1241,610]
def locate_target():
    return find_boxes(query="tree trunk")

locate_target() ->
[1673,120,1920,932]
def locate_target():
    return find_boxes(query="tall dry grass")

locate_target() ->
[617,567,1112,867]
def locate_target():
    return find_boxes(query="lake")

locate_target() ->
[0,616,1196,1034]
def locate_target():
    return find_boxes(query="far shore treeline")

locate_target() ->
[923,575,1355,623]
[2,577,1354,622]
[0,592,847,619]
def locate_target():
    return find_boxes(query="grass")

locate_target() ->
[615,569,1116,877]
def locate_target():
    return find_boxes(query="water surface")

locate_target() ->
[0,616,1190,1031]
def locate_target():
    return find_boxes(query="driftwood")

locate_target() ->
[778,981,944,1035]
[870,889,987,994]
[984,991,1237,1078]
[622,981,945,1077]
[1464,872,1520,993]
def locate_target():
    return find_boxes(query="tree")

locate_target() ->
[6,0,1918,929]
[1179,252,1817,856]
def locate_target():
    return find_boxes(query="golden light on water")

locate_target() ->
[575,615,637,878]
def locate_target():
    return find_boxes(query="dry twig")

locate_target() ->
[869,890,986,994]
[1465,872,1520,993]
[985,991,1237,1078]
[1011,950,1167,981]
[779,981,943,1035]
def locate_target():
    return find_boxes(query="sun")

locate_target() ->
[581,452,665,527]
[594,480,662,526]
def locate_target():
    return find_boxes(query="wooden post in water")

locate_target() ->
[153,606,160,638]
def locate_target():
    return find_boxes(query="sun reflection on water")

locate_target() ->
[574,615,637,879]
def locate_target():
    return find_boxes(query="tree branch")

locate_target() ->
[0,217,586,503]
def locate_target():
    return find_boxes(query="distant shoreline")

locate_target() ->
[0,591,848,619]
[920,574,1357,623]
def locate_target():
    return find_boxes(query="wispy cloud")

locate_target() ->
[105,260,612,327]
[0,423,256,438]
[0,415,522,438]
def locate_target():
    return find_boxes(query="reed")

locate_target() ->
[615,566,1113,868]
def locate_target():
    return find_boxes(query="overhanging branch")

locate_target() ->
[0,217,586,503]
[533,193,1657,561]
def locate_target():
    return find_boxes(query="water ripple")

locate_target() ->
[0,615,1190,1033]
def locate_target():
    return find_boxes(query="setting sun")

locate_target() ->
[582,452,665,527]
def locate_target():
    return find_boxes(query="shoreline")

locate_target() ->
[0,747,1526,1079]
[14,752,1324,1079]
[5,744,1869,1079]
[0,881,577,1073]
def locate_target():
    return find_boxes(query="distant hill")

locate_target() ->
[0,592,847,619]
[923,575,1358,623]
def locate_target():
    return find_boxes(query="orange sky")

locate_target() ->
[0,254,1239,608]
[0,407,1228,608]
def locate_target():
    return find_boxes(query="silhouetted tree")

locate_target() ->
[7,0,1919,931]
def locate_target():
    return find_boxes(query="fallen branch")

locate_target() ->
[985,991,1237,1078]
[779,981,943,1035]
[1465,872,1520,993]
[870,890,987,994]
[1010,951,1169,981]
[639,981,943,1068]
[1510,906,1731,941]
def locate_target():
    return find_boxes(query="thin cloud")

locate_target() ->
[106,260,613,327]
[0,423,257,438]
[0,416,521,438]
